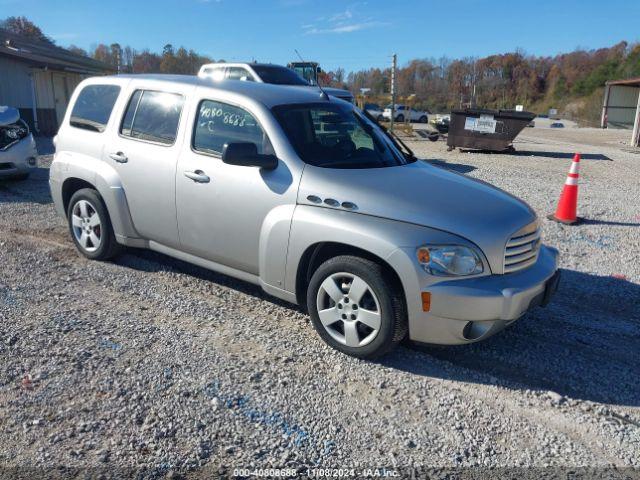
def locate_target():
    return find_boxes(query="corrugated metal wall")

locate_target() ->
[0,57,88,135]
[33,70,85,109]
[0,56,33,107]
[607,85,639,128]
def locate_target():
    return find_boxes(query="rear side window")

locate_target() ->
[70,84,120,132]
[120,90,184,145]
[206,67,225,81]
[226,67,252,81]
[193,100,273,156]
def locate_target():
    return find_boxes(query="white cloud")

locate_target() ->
[304,21,387,35]
[329,9,353,22]
[302,3,386,35]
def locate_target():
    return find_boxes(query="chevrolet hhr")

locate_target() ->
[50,75,560,358]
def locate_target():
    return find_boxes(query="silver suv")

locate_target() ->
[50,74,559,358]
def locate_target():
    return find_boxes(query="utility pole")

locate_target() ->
[471,60,477,108]
[390,53,397,133]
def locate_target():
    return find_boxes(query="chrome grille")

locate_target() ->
[504,225,541,274]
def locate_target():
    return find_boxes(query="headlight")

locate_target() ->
[416,245,484,276]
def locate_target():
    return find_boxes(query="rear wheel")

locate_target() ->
[419,115,428,123]
[307,255,407,359]
[67,188,121,260]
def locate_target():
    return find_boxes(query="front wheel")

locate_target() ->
[396,114,405,123]
[67,188,121,260]
[419,116,428,123]
[307,256,407,359]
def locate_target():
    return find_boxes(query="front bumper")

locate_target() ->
[0,134,37,177]
[391,245,559,345]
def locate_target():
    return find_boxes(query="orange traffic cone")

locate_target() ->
[548,153,582,224]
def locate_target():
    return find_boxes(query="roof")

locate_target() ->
[606,77,640,87]
[110,74,349,108]
[0,28,112,74]
[201,62,282,68]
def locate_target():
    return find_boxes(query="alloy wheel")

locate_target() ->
[316,272,381,347]
[71,199,102,253]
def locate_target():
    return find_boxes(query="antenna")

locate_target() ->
[293,48,329,101]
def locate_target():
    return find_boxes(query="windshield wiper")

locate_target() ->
[362,110,416,161]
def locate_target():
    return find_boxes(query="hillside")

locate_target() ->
[341,42,640,124]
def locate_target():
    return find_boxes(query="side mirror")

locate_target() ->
[222,142,278,170]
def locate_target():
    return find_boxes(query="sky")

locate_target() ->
[2,0,639,72]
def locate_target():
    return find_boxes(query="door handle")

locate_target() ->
[109,152,128,163]
[183,170,210,183]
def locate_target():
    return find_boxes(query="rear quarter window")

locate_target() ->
[69,84,121,132]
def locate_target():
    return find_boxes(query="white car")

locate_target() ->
[363,103,384,122]
[382,104,429,123]
[0,106,37,180]
[198,62,354,103]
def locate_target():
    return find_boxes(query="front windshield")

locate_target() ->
[251,65,309,86]
[272,102,410,169]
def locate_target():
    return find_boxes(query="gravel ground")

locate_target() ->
[0,131,639,479]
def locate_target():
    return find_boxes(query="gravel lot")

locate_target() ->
[1,129,639,478]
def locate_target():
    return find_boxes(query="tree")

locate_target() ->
[122,46,136,73]
[0,16,53,44]
[132,49,161,73]
[110,43,122,71]
[67,45,88,57]
[91,44,111,65]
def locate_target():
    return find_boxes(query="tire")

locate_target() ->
[67,188,121,260]
[419,116,428,124]
[377,115,384,122]
[307,255,407,359]
[396,114,405,123]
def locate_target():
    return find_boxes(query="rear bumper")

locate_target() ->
[0,135,37,177]
[391,245,559,345]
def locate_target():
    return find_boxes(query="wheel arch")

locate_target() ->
[61,177,96,214]
[295,241,405,311]
[53,154,140,240]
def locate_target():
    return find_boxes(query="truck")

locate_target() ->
[287,61,354,103]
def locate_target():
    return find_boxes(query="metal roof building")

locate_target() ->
[601,77,640,147]
[0,28,112,135]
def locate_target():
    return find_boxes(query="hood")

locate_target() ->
[290,85,353,101]
[297,161,537,273]
[322,87,353,100]
[0,106,20,126]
